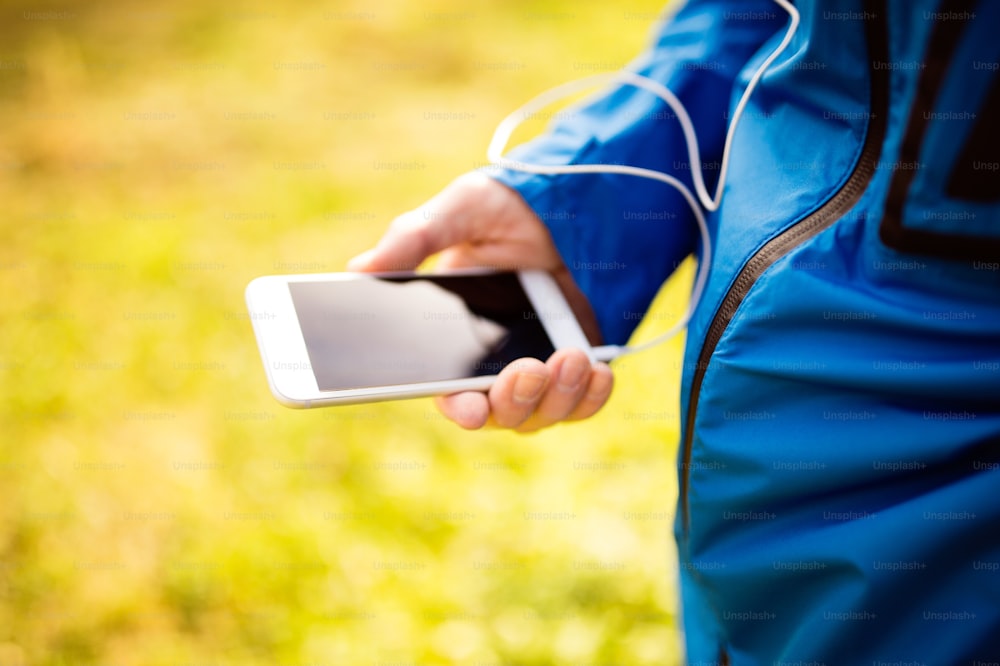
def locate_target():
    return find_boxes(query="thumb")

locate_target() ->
[346,209,440,272]
[345,248,382,272]
[348,172,506,273]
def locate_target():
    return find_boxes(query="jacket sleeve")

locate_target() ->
[489,0,787,345]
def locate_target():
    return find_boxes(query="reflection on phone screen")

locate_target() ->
[288,273,555,391]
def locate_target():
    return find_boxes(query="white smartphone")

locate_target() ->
[245,269,594,407]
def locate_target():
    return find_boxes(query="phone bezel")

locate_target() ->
[245,269,593,407]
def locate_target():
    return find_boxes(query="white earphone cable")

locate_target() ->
[485,0,800,362]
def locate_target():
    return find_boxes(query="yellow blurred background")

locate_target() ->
[0,1,692,663]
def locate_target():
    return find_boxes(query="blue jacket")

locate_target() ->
[493,0,1000,663]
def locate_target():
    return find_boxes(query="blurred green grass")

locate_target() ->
[0,1,690,664]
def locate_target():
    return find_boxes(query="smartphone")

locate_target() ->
[245,269,594,407]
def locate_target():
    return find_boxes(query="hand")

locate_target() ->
[348,171,613,431]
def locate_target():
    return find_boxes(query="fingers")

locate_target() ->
[486,358,551,429]
[522,350,590,424]
[433,349,613,432]
[563,360,614,422]
[503,349,614,432]
[434,391,491,430]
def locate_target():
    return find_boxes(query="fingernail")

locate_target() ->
[556,354,588,392]
[512,372,547,404]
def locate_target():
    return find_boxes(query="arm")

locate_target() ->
[491,0,787,344]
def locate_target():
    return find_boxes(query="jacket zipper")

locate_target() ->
[678,0,890,536]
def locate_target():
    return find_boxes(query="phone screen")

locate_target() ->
[287,273,556,391]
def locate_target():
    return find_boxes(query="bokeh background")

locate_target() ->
[0,1,694,663]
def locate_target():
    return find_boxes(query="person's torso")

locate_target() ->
[676,0,1000,662]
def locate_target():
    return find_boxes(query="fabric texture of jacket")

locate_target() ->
[491,0,1000,663]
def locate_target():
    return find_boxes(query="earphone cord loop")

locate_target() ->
[483,0,800,362]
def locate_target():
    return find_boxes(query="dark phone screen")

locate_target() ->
[288,273,557,391]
